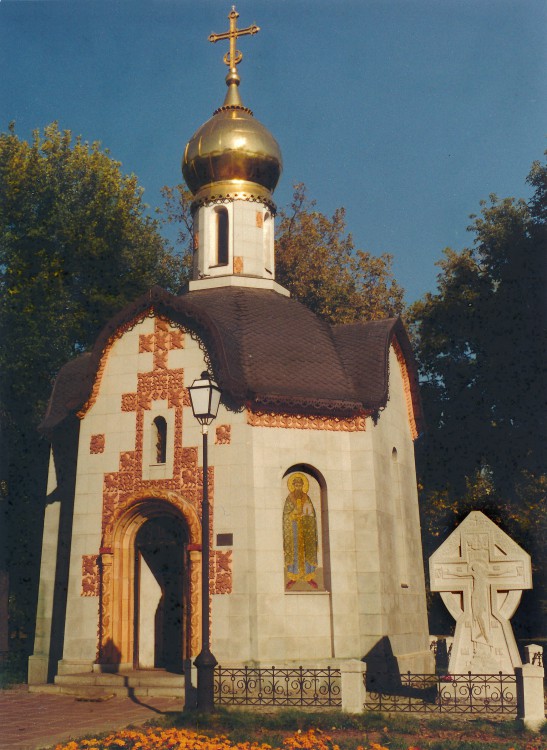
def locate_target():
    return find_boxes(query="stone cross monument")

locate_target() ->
[430,511,532,674]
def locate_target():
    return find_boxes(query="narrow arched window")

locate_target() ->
[153,417,167,464]
[216,208,229,266]
[263,211,273,273]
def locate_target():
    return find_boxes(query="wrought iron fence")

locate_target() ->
[365,671,517,715]
[214,665,342,707]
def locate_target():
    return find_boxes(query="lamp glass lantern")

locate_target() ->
[188,371,222,426]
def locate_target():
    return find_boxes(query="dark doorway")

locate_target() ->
[135,515,187,673]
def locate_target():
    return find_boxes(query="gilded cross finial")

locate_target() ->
[208,7,260,73]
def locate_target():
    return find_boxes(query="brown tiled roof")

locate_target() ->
[40,286,423,434]
[332,318,424,434]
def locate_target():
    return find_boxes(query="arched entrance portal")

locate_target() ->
[98,492,202,672]
[135,516,187,672]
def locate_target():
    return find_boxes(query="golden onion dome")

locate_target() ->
[182,68,282,205]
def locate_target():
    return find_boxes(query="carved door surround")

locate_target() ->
[97,490,202,670]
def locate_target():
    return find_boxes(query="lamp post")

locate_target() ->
[188,371,222,712]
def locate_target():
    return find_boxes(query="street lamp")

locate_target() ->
[188,371,222,712]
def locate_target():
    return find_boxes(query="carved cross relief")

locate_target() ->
[430,511,531,674]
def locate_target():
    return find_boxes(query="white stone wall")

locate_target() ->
[60,319,151,668]
[364,346,431,671]
[211,345,430,669]
[211,422,362,663]
[35,316,431,677]
[193,200,274,281]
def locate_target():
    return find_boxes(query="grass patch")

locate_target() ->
[153,707,545,749]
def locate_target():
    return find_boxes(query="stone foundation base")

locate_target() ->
[28,655,49,685]
[57,659,95,676]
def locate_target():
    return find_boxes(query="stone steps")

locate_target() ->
[29,670,186,698]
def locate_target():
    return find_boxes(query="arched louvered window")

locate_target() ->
[216,208,229,266]
[264,211,273,273]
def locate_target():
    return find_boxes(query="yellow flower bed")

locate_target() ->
[53,728,394,750]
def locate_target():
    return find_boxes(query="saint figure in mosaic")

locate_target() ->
[283,473,318,590]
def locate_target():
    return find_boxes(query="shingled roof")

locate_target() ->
[40,286,423,434]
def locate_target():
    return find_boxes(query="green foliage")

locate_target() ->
[0,122,182,422]
[0,122,183,642]
[160,183,193,284]
[0,650,28,689]
[276,184,405,324]
[409,154,547,635]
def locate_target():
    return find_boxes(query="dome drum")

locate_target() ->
[188,183,277,214]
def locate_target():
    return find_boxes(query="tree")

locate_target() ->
[161,182,405,324]
[0,123,182,645]
[409,155,547,635]
[276,185,404,324]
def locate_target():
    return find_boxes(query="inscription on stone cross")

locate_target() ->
[430,511,532,674]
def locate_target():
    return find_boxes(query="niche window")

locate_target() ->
[153,416,167,464]
[214,207,229,266]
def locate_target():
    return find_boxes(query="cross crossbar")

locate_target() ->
[209,7,260,70]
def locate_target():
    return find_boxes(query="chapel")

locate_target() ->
[29,9,432,693]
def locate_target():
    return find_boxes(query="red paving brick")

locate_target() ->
[0,685,182,750]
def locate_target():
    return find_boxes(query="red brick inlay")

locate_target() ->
[78,310,152,419]
[211,549,233,594]
[90,434,105,454]
[95,315,232,662]
[215,425,231,445]
[82,555,99,596]
[247,411,367,432]
[139,317,184,370]
[392,337,419,441]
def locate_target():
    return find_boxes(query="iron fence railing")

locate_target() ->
[214,665,342,707]
[365,671,517,715]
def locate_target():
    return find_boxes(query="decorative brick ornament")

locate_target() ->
[78,311,153,419]
[90,434,105,454]
[215,424,231,445]
[211,549,233,594]
[86,315,232,665]
[392,338,419,441]
[247,411,367,432]
[81,555,100,596]
[138,316,184,370]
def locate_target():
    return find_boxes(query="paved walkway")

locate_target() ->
[0,685,182,750]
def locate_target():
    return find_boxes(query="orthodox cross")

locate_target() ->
[430,513,529,645]
[209,6,260,70]
[139,318,184,371]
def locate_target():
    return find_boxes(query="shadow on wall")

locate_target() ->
[184,658,197,710]
[97,639,121,673]
[363,636,401,693]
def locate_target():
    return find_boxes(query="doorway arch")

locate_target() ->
[135,515,187,671]
[97,492,202,671]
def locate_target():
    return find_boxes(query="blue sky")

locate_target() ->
[1,0,545,304]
